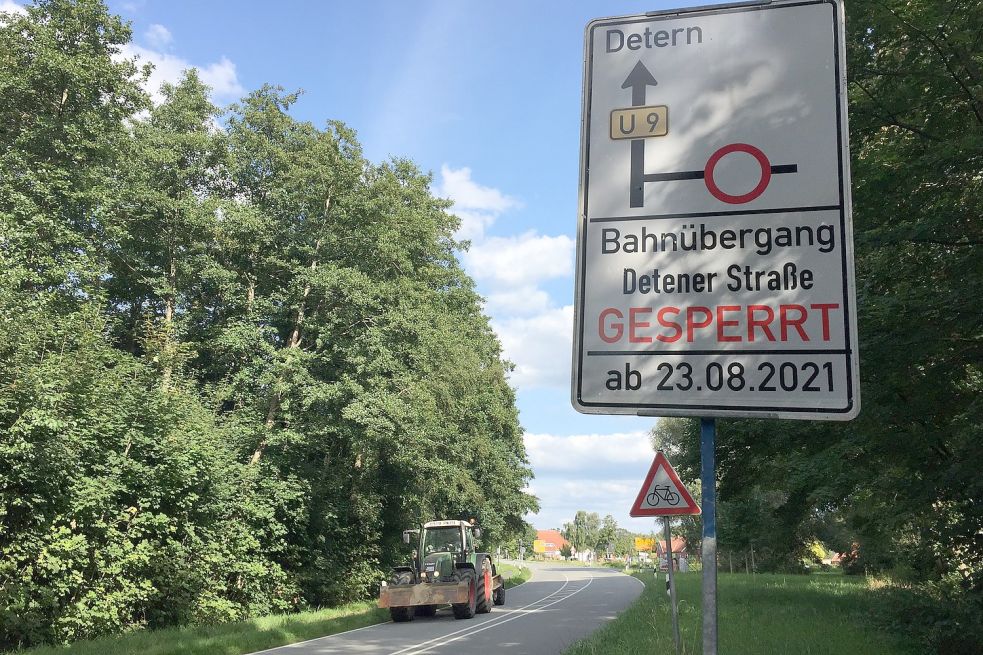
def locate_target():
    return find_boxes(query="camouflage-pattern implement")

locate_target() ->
[377,574,501,608]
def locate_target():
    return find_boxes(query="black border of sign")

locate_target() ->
[573,0,858,418]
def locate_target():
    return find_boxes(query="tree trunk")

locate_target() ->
[165,255,176,324]
[162,251,176,390]
[249,236,322,465]
[249,395,281,465]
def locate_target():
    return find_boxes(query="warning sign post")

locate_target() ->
[572,0,860,421]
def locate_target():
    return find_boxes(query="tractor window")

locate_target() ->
[422,527,463,555]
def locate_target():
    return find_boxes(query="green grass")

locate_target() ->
[564,572,919,655]
[16,601,388,655]
[17,561,534,655]
[498,562,532,588]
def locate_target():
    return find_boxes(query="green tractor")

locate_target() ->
[378,519,504,621]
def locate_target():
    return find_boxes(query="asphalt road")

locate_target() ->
[249,561,644,655]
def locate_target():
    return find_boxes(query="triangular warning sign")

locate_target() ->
[629,451,700,517]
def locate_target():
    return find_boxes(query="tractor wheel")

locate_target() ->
[389,571,416,622]
[390,606,414,622]
[494,583,505,606]
[492,561,505,605]
[452,570,477,620]
[415,604,437,617]
[476,556,493,614]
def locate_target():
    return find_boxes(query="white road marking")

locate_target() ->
[246,619,392,654]
[384,575,572,655]
[245,566,639,655]
[397,575,598,655]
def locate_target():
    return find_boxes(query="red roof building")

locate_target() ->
[535,530,570,558]
[655,537,688,557]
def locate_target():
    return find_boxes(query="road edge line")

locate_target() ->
[244,617,391,655]
[402,576,596,655]
[386,574,571,655]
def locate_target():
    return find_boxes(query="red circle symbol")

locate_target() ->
[704,143,771,204]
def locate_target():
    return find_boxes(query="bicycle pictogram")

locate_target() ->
[646,484,680,507]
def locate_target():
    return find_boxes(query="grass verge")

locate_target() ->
[498,562,532,588]
[17,601,388,655]
[19,560,533,655]
[564,571,918,655]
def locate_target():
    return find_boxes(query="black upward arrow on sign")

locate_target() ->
[622,60,658,105]
[622,61,658,208]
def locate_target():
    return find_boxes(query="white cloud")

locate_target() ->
[525,431,654,473]
[493,305,573,389]
[439,165,519,213]
[449,209,496,243]
[528,476,648,529]
[437,165,521,241]
[433,167,577,388]
[0,0,25,17]
[198,56,243,101]
[521,431,666,532]
[435,169,575,389]
[144,24,172,49]
[484,286,551,317]
[121,42,244,106]
[464,231,574,288]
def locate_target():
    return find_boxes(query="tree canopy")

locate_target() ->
[0,0,536,648]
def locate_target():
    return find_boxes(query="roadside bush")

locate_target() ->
[0,305,296,647]
[871,576,983,655]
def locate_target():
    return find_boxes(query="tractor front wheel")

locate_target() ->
[389,571,416,622]
[452,571,477,619]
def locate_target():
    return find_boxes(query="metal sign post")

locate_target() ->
[664,517,682,655]
[701,418,717,655]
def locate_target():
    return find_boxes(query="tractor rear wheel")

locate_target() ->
[452,571,477,619]
[389,571,416,622]
[476,556,493,614]
[390,606,414,622]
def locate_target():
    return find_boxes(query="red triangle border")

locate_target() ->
[629,451,701,517]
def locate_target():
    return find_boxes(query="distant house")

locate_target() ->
[655,536,688,557]
[534,530,570,559]
[655,537,689,571]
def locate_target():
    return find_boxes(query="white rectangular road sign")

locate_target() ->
[571,0,860,420]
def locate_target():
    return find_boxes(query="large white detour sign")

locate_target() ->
[571,0,860,420]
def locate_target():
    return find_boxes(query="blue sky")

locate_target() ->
[4,0,707,534]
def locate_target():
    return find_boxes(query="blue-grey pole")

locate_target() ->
[701,418,718,655]
[664,517,682,655]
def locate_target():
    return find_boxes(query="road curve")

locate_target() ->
[248,562,643,655]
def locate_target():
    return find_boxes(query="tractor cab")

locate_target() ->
[403,520,481,582]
